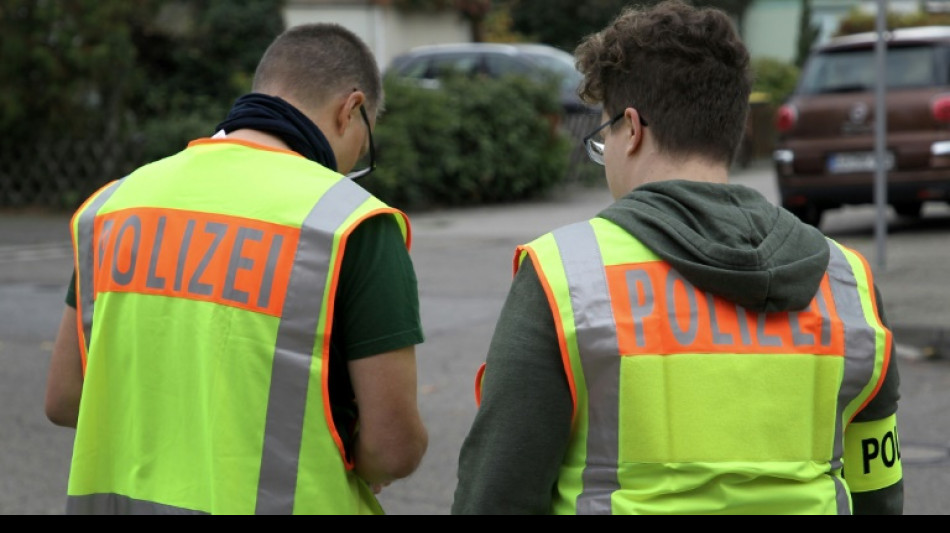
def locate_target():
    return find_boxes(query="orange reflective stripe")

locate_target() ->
[606,261,845,356]
[846,245,893,420]
[516,244,578,419]
[187,137,304,158]
[474,363,486,406]
[93,207,299,316]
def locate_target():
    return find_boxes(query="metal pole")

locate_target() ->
[874,0,888,271]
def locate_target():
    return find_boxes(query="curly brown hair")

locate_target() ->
[574,0,751,165]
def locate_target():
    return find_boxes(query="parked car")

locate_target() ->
[384,42,597,115]
[772,25,950,227]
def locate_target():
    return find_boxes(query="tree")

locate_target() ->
[128,0,285,162]
[386,0,492,41]
[0,0,285,208]
[834,6,950,36]
[457,0,493,41]
[505,0,754,52]
[507,0,628,51]
[0,1,153,141]
[795,0,821,68]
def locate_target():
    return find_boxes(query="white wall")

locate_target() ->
[282,3,470,71]
[743,0,929,63]
[744,0,800,62]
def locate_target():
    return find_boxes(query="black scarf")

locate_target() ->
[215,93,337,171]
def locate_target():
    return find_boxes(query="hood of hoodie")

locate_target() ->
[598,179,830,313]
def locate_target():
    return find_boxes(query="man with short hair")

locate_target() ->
[452,0,902,515]
[45,23,428,515]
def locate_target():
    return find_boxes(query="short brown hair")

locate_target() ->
[252,23,383,115]
[574,0,751,164]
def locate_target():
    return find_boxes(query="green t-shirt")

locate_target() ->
[66,212,423,456]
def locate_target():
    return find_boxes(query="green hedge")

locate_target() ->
[751,56,800,106]
[363,74,573,211]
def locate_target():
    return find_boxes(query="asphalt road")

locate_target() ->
[1,161,947,514]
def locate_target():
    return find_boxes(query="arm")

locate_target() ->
[848,284,903,515]
[334,214,427,488]
[452,258,573,514]
[45,305,83,428]
[349,345,428,486]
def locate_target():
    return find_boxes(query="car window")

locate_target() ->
[427,54,482,79]
[397,57,431,79]
[485,53,529,78]
[798,44,938,94]
[522,53,583,92]
[887,45,938,87]
[483,52,581,93]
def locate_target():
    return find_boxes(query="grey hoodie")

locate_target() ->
[452,180,900,515]
[600,179,830,312]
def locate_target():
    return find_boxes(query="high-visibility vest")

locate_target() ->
[507,216,892,515]
[67,139,410,514]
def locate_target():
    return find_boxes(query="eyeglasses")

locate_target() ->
[346,105,376,181]
[582,109,648,166]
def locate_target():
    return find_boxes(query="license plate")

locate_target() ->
[827,151,894,174]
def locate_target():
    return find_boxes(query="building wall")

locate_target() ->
[284,1,941,73]
[743,0,930,63]
[282,1,469,71]
[744,0,800,63]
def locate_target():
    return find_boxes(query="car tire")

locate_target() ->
[893,201,923,218]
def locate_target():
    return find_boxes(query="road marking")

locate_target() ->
[0,242,72,264]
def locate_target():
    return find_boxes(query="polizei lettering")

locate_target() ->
[862,424,901,475]
[606,261,845,355]
[92,208,299,316]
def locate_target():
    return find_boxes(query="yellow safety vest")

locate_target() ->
[67,138,409,514]
[503,216,894,514]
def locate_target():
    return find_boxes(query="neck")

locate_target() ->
[214,93,338,170]
[614,151,729,198]
[639,156,729,185]
[223,129,290,151]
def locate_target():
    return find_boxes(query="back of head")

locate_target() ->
[574,0,751,165]
[252,23,383,115]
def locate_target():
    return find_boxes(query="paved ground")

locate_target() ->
[1,160,947,514]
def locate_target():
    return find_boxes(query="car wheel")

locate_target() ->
[787,204,824,229]
[893,201,923,218]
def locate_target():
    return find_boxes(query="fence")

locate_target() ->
[0,113,603,212]
[560,111,603,183]
[0,135,144,212]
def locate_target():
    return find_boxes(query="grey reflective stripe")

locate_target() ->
[667,269,698,344]
[68,493,206,515]
[553,230,879,516]
[825,240,881,515]
[553,221,620,515]
[255,179,371,514]
[75,180,125,351]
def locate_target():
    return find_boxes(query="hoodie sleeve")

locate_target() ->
[452,257,573,514]
[849,284,903,515]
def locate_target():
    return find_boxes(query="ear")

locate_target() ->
[624,108,644,157]
[335,90,366,135]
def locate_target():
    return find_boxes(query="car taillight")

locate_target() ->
[775,104,797,133]
[931,94,950,123]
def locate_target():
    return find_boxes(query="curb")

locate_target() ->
[892,325,949,361]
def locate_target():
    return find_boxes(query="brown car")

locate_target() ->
[772,25,950,227]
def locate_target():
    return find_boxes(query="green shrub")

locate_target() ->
[834,7,950,36]
[751,57,800,106]
[138,96,230,165]
[365,74,572,211]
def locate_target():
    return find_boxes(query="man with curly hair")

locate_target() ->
[452,0,902,515]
